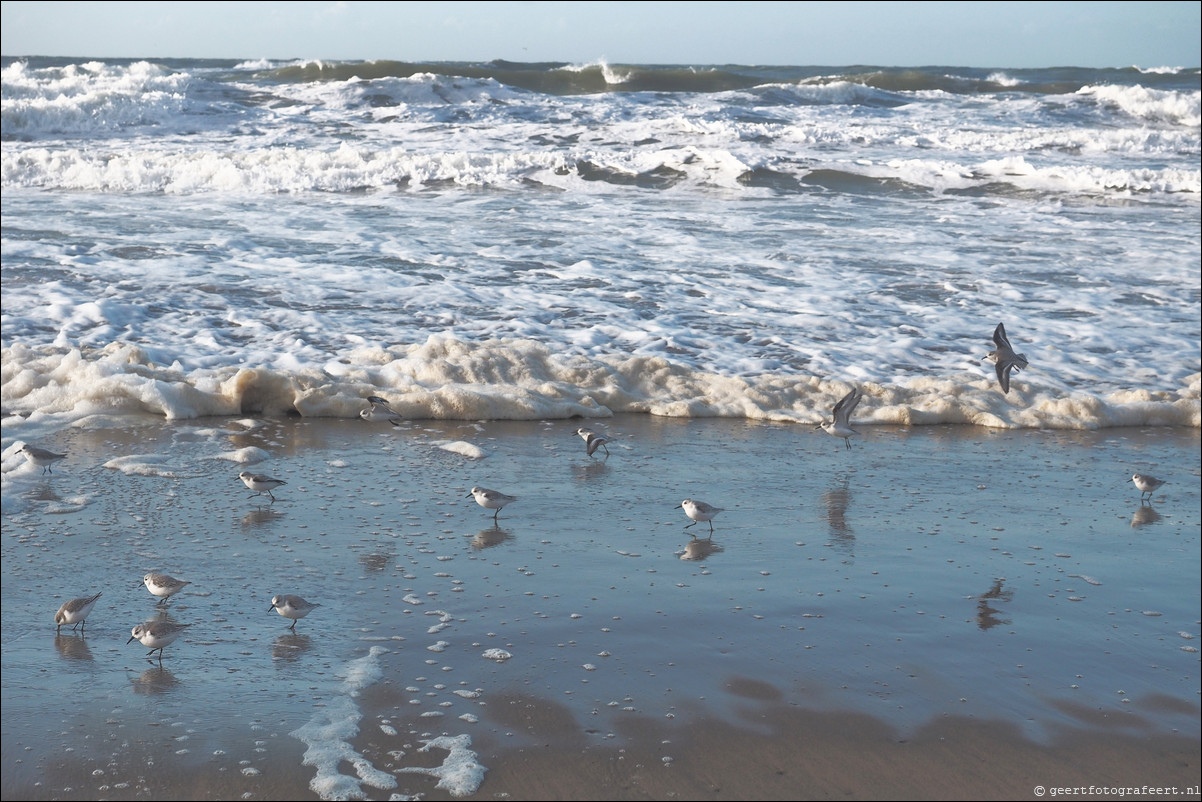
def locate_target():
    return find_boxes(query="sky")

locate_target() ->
[1,1,1199,68]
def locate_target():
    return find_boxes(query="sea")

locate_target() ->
[2,57,1199,430]
[1,58,1200,801]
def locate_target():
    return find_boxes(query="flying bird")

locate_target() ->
[984,322,1029,394]
[817,387,864,450]
[573,427,611,458]
[361,396,403,426]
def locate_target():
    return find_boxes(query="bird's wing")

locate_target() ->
[995,360,1012,393]
[833,388,861,425]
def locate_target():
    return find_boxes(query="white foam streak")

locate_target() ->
[212,446,270,464]
[291,645,397,801]
[396,734,486,798]
[102,454,181,477]
[436,441,489,460]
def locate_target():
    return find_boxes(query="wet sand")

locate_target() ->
[1,413,1199,800]
[450,698,1201,801]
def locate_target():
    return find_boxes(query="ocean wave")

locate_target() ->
[4,143,1195,197]
[1,59,190,138]
[262,59,771,96]
[2,339,1196,430]
[1076,84,1202,127]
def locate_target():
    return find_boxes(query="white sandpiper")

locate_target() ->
[269,594,321,630]
[1131,473,1167,503]
[238,470,287,502]
[361,396,403,425]
[677,498,724,534]
[128,619,191,660]
[20,444,67,474]
[467,486,517,521]
[984,322,1029,395]
[817,387,864,450]
[573,427,611,458]
[141,572,190,604]
[54,591,102,634]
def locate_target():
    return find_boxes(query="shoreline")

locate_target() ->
[2,414,1199,800]
[7,689,1197,801]
[460,695,1201,802]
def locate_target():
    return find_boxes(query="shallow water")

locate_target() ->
[2,412,1198,799]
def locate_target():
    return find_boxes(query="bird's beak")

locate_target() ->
[126,635,136,644]
[267,604,275,612]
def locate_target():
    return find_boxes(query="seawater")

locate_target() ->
[2,58,1200,432]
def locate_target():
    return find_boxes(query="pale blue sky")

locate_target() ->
[2,1,1199,68]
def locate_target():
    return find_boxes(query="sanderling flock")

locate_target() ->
[28,322,1173,661]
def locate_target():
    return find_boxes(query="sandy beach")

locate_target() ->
[2,412,1199,800]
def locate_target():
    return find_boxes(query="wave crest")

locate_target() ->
[3,338,1197,430]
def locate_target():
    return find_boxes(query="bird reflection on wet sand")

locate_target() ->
[130,665,179,695]
[358,550,394,571]
[27,483,62,503]
[272,632,313,662]
[975,578,1014,631]
[679,537,724,561]
[241,506,285,529]
[54,634,94,661]
[1131,505,1162,528]
[572,459,610,481]
[822,477,854,560]
[471,526,513,550]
